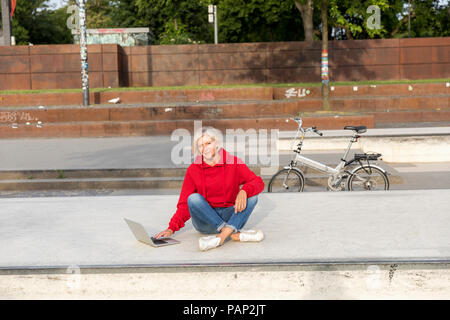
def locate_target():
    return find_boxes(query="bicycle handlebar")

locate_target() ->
[288,118,323,136]
[312,127,323,136]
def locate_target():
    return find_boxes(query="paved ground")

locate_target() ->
[0,189,449,270]
[1,130,450,198]
[1,127,449,171]
[0,126,449,267]
[1,127,449,299]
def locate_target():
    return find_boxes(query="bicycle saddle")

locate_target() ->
[344,126,367,133]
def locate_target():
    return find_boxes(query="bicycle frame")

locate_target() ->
[287,121,359,177]
[271,117,389,192]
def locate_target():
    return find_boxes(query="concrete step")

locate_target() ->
[0,168,188,180]
[0,165,402,192]
[0,115,375,138]
[0,165,334,180]
[3,107,450,139]
[0,87,274,107]
[0,100,321,124]
[1,82,448,107]
[372,108,450,124]
[1,94,447,125]
[273,82,450,99]
[0,174,402,192]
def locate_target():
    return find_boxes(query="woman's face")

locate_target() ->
[197,134,218,160]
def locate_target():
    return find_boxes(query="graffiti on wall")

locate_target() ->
[0,112,37,123]
[0,111,42,128]
[285,88,311,99]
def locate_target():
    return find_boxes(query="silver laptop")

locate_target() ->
[124,218,180,247]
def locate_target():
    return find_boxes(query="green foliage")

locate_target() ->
[85,0,116,28]
[1,0,449,45]
[217,0,304,42]
[8,0,46,45]
[158,19,203,44]
[4,0,72,45]
[31,6,74,44]
[67,0,116,28]
[398,0,450,38]
[328,0,449,40]
[328,0,392,39]
[135,0,212,44]
[109,0,143,28]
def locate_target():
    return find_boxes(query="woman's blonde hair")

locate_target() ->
[192,126,224,157]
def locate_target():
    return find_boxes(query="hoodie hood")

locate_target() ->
[194,148,244,167]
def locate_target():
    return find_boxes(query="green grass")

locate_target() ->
[0,78,448,95]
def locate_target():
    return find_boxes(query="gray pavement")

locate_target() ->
[1,128,450,197]
[0,135,374,171]
[1,126,449,171]
[0,189,449,270]
[1,127,450,272]
[0,136,182,170]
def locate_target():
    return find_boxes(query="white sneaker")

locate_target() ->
[199,236,221,251]
[239,230,264,242]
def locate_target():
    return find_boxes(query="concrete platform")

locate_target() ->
[279,127,450,162]
[0,189,449,271]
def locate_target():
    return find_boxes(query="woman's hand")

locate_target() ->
[234,189,247,214]
[154,228,174,239]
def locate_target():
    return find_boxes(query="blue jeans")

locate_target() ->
[187,193,258,234]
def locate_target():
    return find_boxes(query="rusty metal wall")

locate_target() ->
[0,37,449,90]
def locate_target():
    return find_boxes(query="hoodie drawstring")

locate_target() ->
[222,164,226,207]
[200,148,227,207]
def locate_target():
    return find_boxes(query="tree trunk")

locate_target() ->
[321,0,330,110]
[295,0,314,41]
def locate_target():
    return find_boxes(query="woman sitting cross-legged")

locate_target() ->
[154,126,265,251]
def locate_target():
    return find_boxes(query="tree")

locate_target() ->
[109,0,143,29]
[393,0,450,38]
[135,0,212,44]
[8,0,46,45]
[85,0,116,28]
[216,0,304,43]
[3,0,448,46]
[30,6,74,44]
[67,0,115,28]
[328,0,392,39]
[294,0,322,41]
[1,0,71,45]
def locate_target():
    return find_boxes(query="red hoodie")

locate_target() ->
[168,148,265,232]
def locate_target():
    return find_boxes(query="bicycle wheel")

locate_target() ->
[347,165,389,191]
[268,168,305,193]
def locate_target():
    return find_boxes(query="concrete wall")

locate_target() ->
[1,264,449,299]
[0,37,449,90]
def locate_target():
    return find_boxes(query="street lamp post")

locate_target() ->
[408,0,411,38]
[79,0,90,106]
[0,0,12,46]
[208,4,218,44]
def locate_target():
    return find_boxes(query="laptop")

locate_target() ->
[124,218,180,247]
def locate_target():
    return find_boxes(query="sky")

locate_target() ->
[46,0,68,9]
